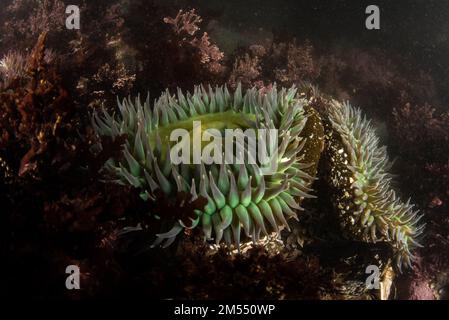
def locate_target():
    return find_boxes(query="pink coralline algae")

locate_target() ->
[164,9,224,74]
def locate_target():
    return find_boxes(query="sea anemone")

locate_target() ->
[92,84,324,247]
[0,51,27,87]
[321,99,424,270]
[92,83,423,270]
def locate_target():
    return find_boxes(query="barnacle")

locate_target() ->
[321,99,424,270]
[93,84,324,248]
[92,84,424,270]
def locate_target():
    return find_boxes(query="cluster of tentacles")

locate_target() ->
[92,84,424,270]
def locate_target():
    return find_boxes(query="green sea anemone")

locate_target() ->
[92,84,324,248]
[321,99,424,270]
[92,84,423,270]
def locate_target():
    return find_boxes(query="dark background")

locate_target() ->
[157,0,449,105]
